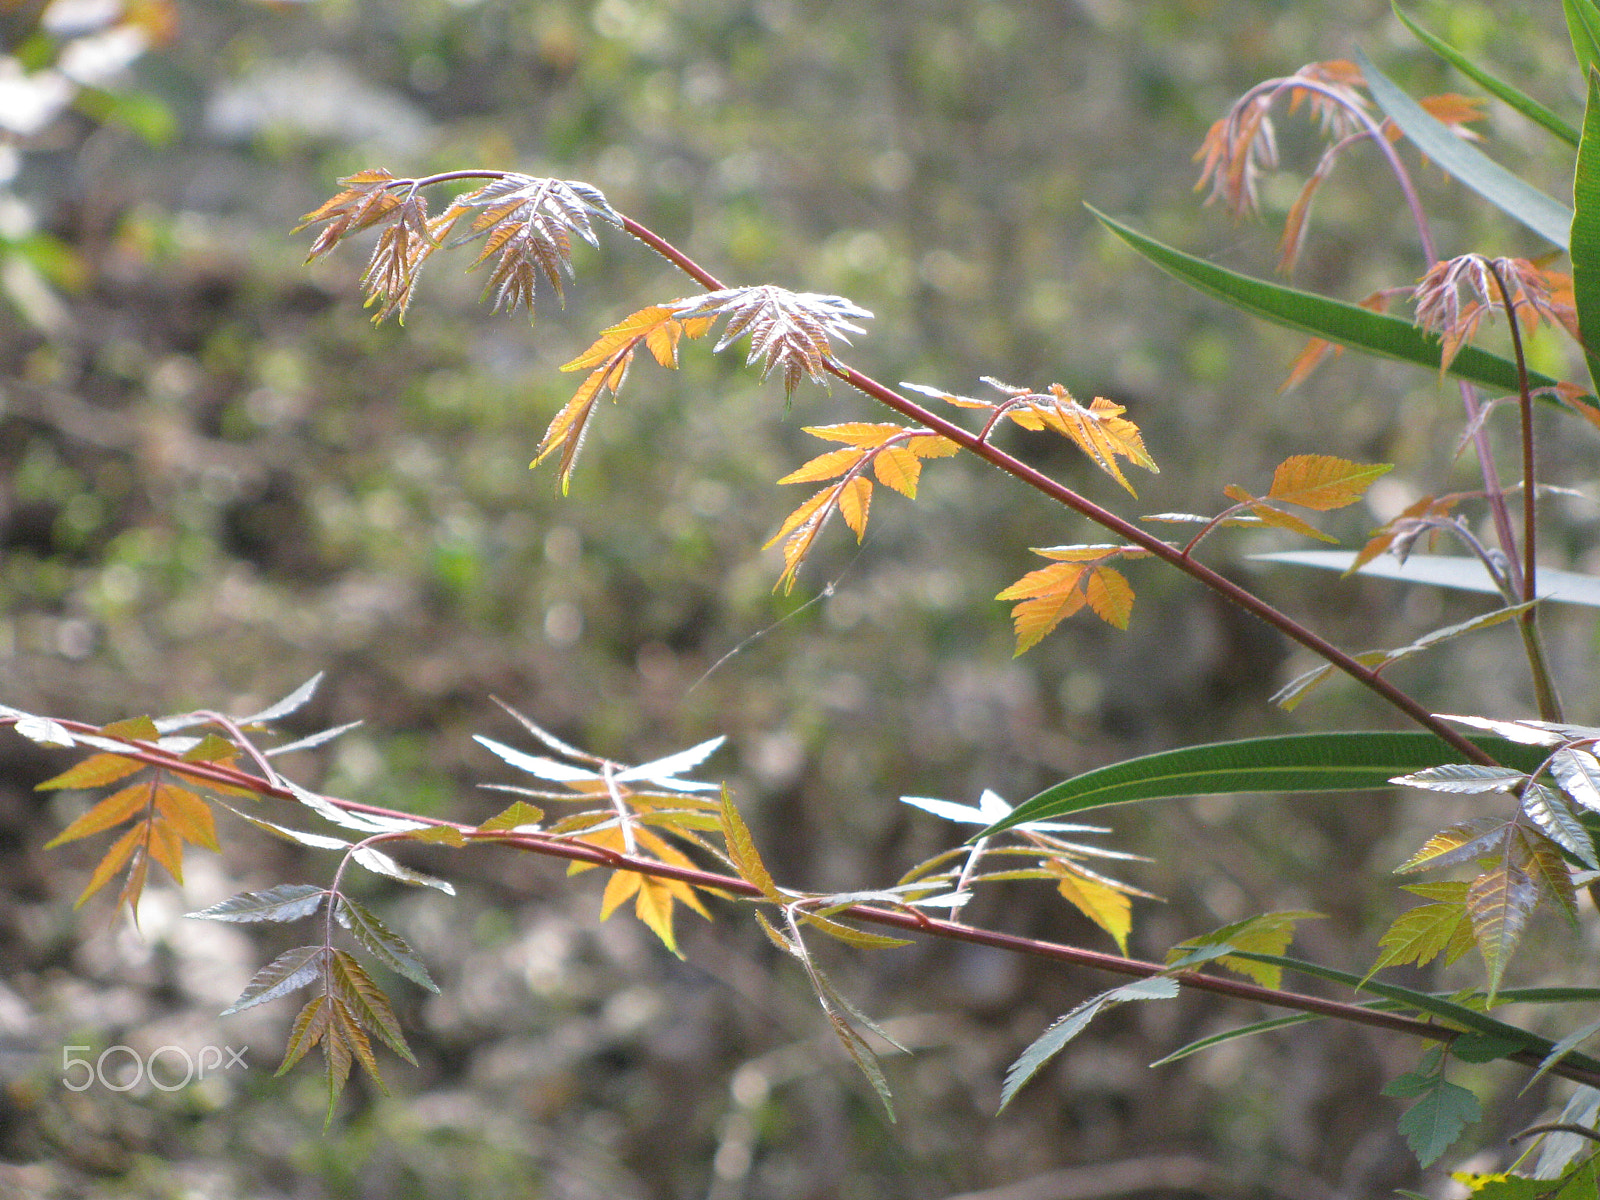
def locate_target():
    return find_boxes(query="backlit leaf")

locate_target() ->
[1467,853,1540,998]
[1368,881,1474,975]
[872,446,922,497]
[1166,911,1324,988]
[1397,818,1512,873]
[1050,866,1133,954]
[477,800,546,832]
[37,752,146,792]
[45,781,151,848]
[778,446,865,485]
[154,782,219,851]
[1265,454,1393,511]
[837,476,872,540]
[73,824,143,907]
[721,788,782,901]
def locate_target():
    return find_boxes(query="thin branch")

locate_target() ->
[1486,259,1562,722]
[12,718,1595,1087]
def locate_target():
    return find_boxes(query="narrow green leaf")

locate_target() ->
[1089,208,1581,403]
[1149,1014,1320,1066]
[1222,951,1594,1069]
[1254,550,1600,606]
[1571,67,1600,396]
[986,733,1550,834]
[1451,1032,1530,1063]
[1393,4,1579,146]
[188,884,327,924]
[1355,47,1572,248]
[1396,1078,1480,1166]
[1568,0,1600,78]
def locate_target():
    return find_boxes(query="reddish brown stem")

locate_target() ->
[611,210,1496,766]
[16,720,1596,1088]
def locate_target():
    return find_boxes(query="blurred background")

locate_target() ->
[2,0,1597,1196]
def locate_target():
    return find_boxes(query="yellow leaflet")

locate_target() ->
[37,751,146,792]
[778,447,864,485]
[1052,868,1132,955]
[838,476,872,540]
[1223,490,1339,544]
[563,306,692,372]
[406,824,467,847]
[1516,829,1577,922]
[633,875,682,956]
[872,446,921,497]
[45,781,151,848]
[632,828,714,918]
[721,789,781,900]
[74,824,144,907]
[1368,897,1474,976]
[146,819,185,883]
[600,868,642,919]
[766,487,834,547]
[802,422,907,447]
[1083,567,1134,629]
[1036,544,1150,563]
[479,801,546,831]
[1397,819,1506,873]
[99,715,159,740]
[153,782,219,852]
[910,434,961,458]
[1265,455,1392,511]
[997,561,1084,603]
[566,822,625,876]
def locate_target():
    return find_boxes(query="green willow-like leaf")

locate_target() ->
[1572,67,1600,396]
[1394,4,1579,146]
[1569,0,1600,78]
[1089,208,1585,405]
[984,733,1550,835]
[1355,48,1572,248]
[1222,950,1600,1071]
